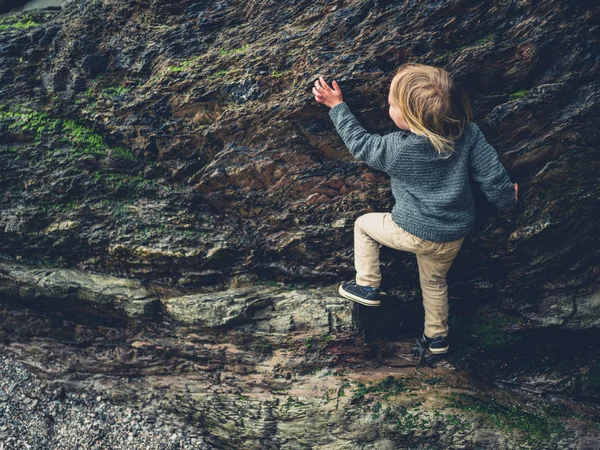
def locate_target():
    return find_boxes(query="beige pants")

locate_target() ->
[354,212,464,339]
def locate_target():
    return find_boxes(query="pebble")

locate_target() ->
[0,352,215,449]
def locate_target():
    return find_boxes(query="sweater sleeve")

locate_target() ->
[469,125,517,211]
[328,102,407,173]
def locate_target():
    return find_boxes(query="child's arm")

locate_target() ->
[328,101,409,172]
[469,125,518,211]
[313,77,409,173]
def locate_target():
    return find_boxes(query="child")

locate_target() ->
[312,63,518,355]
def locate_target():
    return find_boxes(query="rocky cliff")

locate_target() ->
[1,0,599,448]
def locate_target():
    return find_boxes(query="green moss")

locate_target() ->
[371,401,382,420]
[383,405,394,421]
[59,200,79,211]
[271,70,287,78]
[448,309,524,349]
[215,69,230,76]
[99,199,131,214]
[422,376,445,386]
[0,19,40,30]
[111,146,135,160]
[62,120,105,152]
[301,366,322,376]
[300,333,334,357]
[445,413,464,427]
[1,107,59,145]
[446,393,563,444]
[283,396,305,412]
[166,55,202,73]
[219,43,250,56]
[101,86,131,97]
[509,89,529,100]
[458,34,494,50]
[0,104,137,161]
[392,405,433,434]
[352,375,407,402]
[474,35,494,45]
[90,172,155,193]
[337,381,350,398]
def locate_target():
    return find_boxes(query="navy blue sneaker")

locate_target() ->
[422,333,449,355]
[338,280,381,306]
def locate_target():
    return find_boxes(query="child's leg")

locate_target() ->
[354,212,423,287]
[415,239,463,338]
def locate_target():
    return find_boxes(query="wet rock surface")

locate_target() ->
[0,0,597,328]
[1,259,600,448]
[1,0,600,448]
[0,354,214,449]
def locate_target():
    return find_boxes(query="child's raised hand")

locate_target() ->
[313,76,343,109]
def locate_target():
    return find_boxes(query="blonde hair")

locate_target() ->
[390,63,472,159]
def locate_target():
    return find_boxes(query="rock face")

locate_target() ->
[2,259,600,449]
[1,0,600,448]
[0,259,160,318]
[0,0,598,330]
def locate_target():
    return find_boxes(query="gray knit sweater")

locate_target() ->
[328,101,517,242]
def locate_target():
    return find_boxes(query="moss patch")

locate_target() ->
[219,43,250,56]
[352,375,407,402]
[271,70,288,78]
[101,85,131,98]
[0,104,136,161]
[304,333,333,351]
[166,55,202,73]
[422,376,446,386]
[458,34,494,50]
[0,19,40,30]
[446,393,566,445]
[509,89,529,100]
[449,308,525,350]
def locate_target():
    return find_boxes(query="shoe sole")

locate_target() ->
[429,345,449,354]
[338,285,380,306]
[422,335,449,354]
